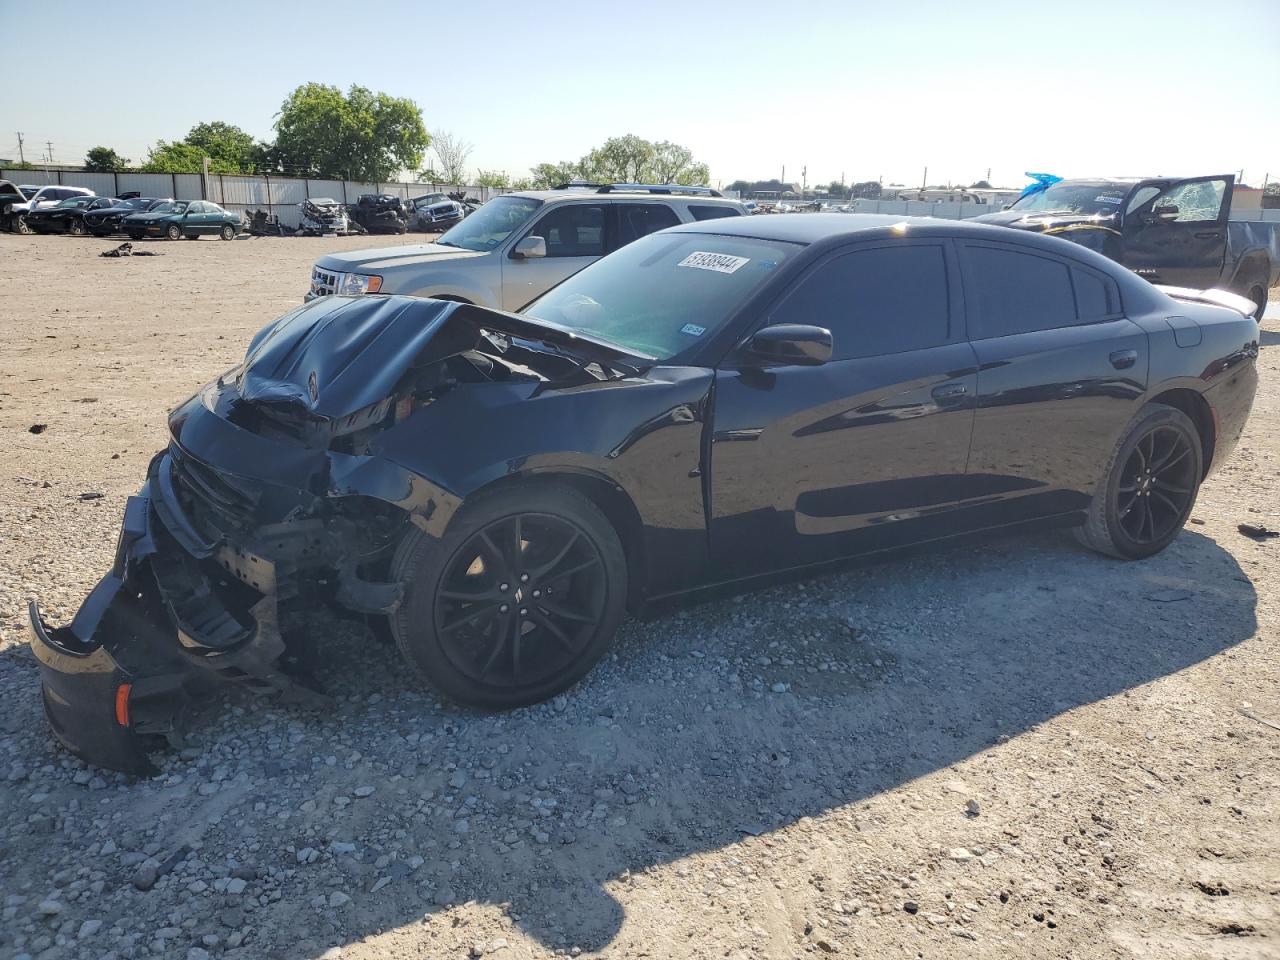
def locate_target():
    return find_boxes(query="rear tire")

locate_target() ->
[389,483,628,709]
[1076,403,1202,559]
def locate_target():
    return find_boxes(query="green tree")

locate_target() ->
[532,136,710,188]
[140,141,228,174]
[84,146,129,172]
[529,161,583,189]
[582,134,655,183]
[271,83,429,181]
[184,121,257,172]
[474,169,510,188]
[416,167,444,182]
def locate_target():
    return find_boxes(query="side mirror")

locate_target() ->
[1152,204,1180,223]
[511,236,546,260]
[744,323,833,366]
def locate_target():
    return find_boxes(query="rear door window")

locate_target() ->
[962,244,1078,338]
[769,243,952,360]
[615,203,681,248]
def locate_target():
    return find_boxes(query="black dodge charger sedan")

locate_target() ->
[29,214,1259,773]
[24,195,121,234]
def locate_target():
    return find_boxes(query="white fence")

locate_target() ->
[1,168,511,228]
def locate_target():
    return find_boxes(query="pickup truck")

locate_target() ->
[975,174,1279,317]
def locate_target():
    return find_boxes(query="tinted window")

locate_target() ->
[1072,267,1116,320]
[529,203,605,257]
[965,246,1076,338]
[616,203,681,247]
[689,204,741,221]
[771,244,950,360]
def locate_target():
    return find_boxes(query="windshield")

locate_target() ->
[436,195,540,252]
[150,201,188,215]
[124,198,152,209]
[523,232,798,361]
[58,197,94,208]
[1010,183,1129,215]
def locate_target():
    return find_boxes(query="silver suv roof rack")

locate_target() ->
[552,181,723,198]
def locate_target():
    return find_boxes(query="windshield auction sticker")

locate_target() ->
[677,251,750,274]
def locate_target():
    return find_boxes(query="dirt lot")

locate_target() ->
[0,232,1277,960]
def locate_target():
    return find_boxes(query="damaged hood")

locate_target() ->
[972,208,1119,234]
[315,242,483,272]
[237,296,652,421]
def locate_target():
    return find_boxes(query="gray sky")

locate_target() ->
[4,0,1279,188]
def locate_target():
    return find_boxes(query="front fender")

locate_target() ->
[371,368,715,596]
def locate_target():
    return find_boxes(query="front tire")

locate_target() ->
[166,223,182,241]
[68,219,86,237]
[219,223,236,241]
[389,484,628,709]
[14,215,30,235]
[1076,403,1203,559]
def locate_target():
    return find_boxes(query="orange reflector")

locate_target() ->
[114,684,132,727]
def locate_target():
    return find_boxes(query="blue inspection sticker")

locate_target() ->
[680,323,707,337]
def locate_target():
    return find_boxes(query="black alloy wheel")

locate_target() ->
[1115,425,1197,545]
[1077,403,1202,559]
[67,218,86,236]
[390,484,627,708]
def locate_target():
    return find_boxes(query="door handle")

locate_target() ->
[931,382,968,401]
[1194,231,1222,240]
[1110,349,1138,370]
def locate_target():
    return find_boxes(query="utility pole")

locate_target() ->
[781,165,785,192]
[922,166,928,192]
[16,132,24,164]
[46,141,54,164]
[801,165,807,198]
[987,167,991,183]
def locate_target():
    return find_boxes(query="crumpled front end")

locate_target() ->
[30,296,640,774]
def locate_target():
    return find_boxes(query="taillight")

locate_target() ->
[114,684,131,726]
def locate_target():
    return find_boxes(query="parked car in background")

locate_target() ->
[409,192,468,232]
[29,214,1259,773]
[121,200,241,241]
[307,184,747,308]
[25,196,122,235]
[0,179,26,217]
[83,197,169,236]
[975,174,1280,318]
[4,185,94,233]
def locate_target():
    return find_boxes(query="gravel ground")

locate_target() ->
[0,233,1277,960]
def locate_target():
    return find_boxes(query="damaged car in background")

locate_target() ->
[298,197,353,236]
[976,173,1280,318]
[346,194,410,234]
[30,214,1259,774]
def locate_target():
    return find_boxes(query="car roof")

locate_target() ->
[665,211,1129,250]
[509,189,742,204]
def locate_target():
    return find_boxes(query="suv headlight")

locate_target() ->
[339,273,383,295]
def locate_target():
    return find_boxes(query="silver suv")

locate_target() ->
[306,184,746,310]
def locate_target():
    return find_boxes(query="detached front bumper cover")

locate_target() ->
[28,456,330,775]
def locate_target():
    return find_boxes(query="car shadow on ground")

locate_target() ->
[0,525,1258,957]
[222,525,1256,957]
